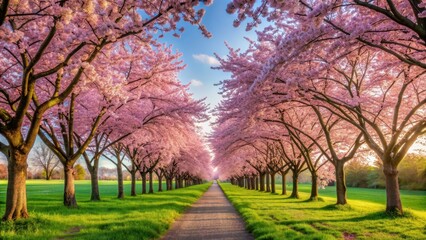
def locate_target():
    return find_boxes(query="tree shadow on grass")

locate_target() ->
[27,186,207,217]
[56,220,166,240]
[277,210,412,227]
[1,183,212,239]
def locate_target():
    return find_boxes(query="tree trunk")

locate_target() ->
[310,173,319,201]
[259,173,265,191]
[64,164,78,207]
[117,162,124,199]
[166,178,170,190]
[175,177,179,189]
[148,171,154,194]
[130,172,136,196]
[251,177,255,190]
[335,161,347,205]
[255,177,259,190]
[290,170,299,199]
[266,173,271,192]
[383,161,403,214]
[141,172,147,194]
[168,178,173,190]
[271,172,276,193]
[281,172,287,195]
[3,150,29,220]
[90,168,101,201]
[157,176,163,192]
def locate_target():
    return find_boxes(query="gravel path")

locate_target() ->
[162,181,254,240]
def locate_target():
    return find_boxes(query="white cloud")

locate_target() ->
[190,79,203,87]
[192,54,220,66]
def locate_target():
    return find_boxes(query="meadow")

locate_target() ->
[220,182,426,240]
[0,180,211,240]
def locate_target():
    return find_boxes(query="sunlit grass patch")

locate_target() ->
[0,180,211,239]
[220,182,426,240]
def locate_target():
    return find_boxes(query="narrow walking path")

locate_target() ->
[162,181,254,240]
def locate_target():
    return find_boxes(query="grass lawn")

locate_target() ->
[0,180,211,239]
[220,182,426,240]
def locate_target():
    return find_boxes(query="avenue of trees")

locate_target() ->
[0,0,425,223]
[211,0,425,215]
[0,0,213,221]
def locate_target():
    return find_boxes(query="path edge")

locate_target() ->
[159,181,213,239]
[217,181,255,237]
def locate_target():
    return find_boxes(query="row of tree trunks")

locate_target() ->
[166,177,173,190]
[230,170,301,199]
[123,167,203,198]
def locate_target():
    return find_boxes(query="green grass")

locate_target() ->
[0,180,211,240]
[220,182,426,240]
[288,183,426,212]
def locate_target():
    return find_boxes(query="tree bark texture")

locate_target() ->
[148,171,154,194]
[310,173,318,201]
[130,172,136,196]
[290,170,300,199]
[281,172,287,195]
[64,165,78,207]
[3,149,29,220]
[335,161,347,205]
[383,162,403,214]
[117,162,124,199]
[90,168,100,201]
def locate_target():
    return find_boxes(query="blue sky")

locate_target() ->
[158,1,262,134]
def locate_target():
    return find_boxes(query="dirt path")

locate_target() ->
[162,181,254,240]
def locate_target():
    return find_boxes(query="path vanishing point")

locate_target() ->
[162,181,254,240]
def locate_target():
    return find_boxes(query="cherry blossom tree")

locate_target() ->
[299,50,426,213]
[221,2,425,213]
[227,0,426,69]
[103,143,126,199]
[0,0,212,220]
[78,42,198,202]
